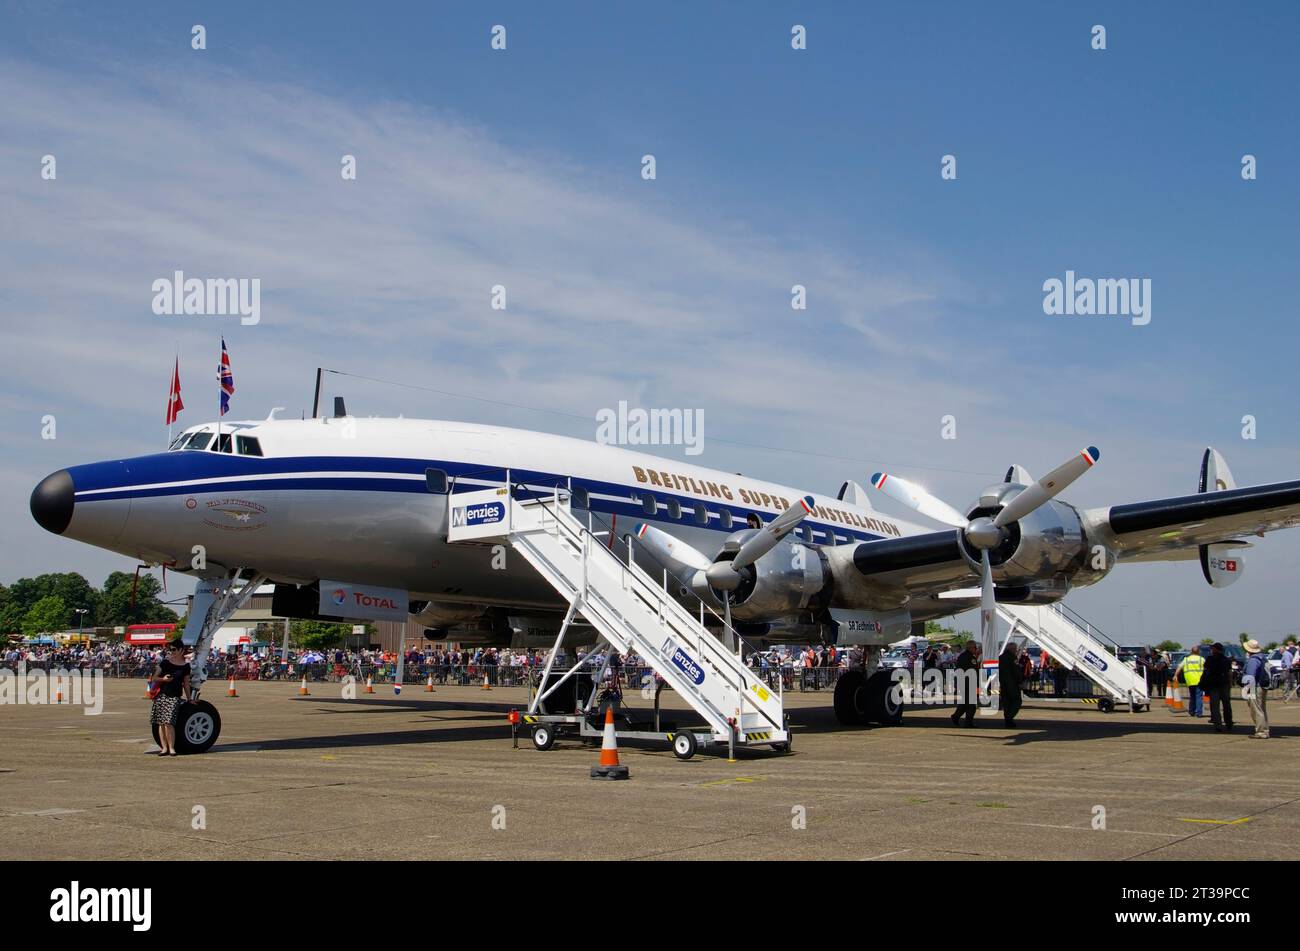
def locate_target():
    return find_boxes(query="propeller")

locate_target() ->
[706,496,816,590]
[633,496,817,652]
[870,447,1100,660]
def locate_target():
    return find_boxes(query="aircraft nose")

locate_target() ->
[31,469,75,535]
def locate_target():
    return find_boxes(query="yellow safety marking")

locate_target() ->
[700,776,766,787]
[1177,817,1252,826]
[744,732,772,741]
[321,755,337,761]
[751,683,770,703]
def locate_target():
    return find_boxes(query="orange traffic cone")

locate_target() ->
[1165,686,1184,712]
[425,674,435,693]
[143,680,153,699]
[298,676,310,696]
[227,677,239,698]
[590,706,629,780]
[364,675,375,695]
[481,673,492,690]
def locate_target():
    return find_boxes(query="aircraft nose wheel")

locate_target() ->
[151,699,222,754]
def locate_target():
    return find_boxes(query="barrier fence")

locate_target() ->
[1,657,1124,700]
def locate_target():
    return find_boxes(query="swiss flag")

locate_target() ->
[165,356,184,425]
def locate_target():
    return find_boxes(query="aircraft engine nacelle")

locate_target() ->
[408,600,489,630]
[958,486,1088,585]
[726,538,828,622]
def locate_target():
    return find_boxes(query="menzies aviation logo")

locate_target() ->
[1076,645,1109,673]
[452,502,505,528]
[660,638,705,685]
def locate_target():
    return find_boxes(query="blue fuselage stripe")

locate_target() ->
[68,453,888,543]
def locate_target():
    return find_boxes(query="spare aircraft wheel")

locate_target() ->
[866,670,903,725]
[151,699,222,754]
[671,730,697,760]
[833,670,869,725]
[531,724,556,750]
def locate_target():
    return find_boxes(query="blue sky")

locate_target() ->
[2,1,1298,641]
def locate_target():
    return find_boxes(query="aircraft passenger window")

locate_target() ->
[639,492,657,516]
[425,469,448,493]
[236,436,263,457]
[571,486,590,509]
[718,509,733,530]
[693,502,709,525]
[184,432,213,451]
[666,499,681,520]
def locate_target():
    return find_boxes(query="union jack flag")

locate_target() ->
[218,337,235,416]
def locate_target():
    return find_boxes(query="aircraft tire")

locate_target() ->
[866,670,903,725]
[151,700,221,754]
[833,670,870,726]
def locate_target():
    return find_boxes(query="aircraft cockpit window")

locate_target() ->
[236,436,263,457]
[424,469,448,493]
[182,432,213,451]
[168,433,188,450]
[214,433,234,453]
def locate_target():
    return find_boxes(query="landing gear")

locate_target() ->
[866,670,904,725]
[151,700,222,754]
[833,670,903,726]
[833,670,869,725]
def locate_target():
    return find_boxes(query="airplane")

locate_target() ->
[29,402,1300,752]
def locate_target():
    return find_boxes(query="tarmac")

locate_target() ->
[1,678,1296,860]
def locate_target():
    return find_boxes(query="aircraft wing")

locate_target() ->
[835,475,1300,604]
[1084,478,1300,562]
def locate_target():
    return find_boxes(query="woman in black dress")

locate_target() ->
[150,639,191,756]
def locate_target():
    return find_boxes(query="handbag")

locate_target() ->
[147,679,161,700]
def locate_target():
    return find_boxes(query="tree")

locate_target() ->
[98,572,177,626]
[1155,640,1182,652]
[22,595,68,636]
[291,620,352,651]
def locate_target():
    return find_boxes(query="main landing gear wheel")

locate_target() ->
[833,670,870,726]
[151,700,222,754]
[866,670,904,725]
[531,724,556,751]
[671,730,698,760]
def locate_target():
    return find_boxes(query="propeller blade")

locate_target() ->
[993,446,1099,527]
[729,495,816,571]
[979,549,997,659]
[869,472,968,528]
[634,523,712,575]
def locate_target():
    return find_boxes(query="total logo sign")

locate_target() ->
[319,580,409,621]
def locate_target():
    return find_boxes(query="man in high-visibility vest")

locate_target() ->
[1175,645,1206,717]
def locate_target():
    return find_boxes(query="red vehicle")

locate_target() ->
[125,623,176,646]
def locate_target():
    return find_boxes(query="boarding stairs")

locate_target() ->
[446,485,788,747]
[997,601,1149,710]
